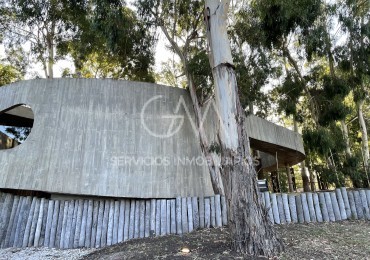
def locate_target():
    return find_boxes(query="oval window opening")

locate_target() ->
[0,104,34,149]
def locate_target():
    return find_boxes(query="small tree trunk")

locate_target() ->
[340,120,352,157]
[286,166,294,193]
[358,100,370,185]
[204,1,283,256]
[293,119,311,192]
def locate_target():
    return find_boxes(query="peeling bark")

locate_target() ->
[204,0,283,256]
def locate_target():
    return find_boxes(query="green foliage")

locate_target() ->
[250,0,322,48]
[303,127,335,156]
[0,63,22,86]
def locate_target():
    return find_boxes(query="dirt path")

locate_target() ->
[82,221,370,260]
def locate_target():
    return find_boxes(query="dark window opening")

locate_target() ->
[0,104,34,149]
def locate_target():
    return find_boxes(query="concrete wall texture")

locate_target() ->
[0,79,304,198]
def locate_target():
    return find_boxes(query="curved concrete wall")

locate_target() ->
[0,79,305,198]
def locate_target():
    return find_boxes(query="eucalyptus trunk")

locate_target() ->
[340,120,352,157]
[294,119,311,191]
[358,100,369,180]
[204,0,283,256]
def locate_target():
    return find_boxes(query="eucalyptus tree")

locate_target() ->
[61,0,156,82]
[336,0,370,180]
[137,0,283,256]
[0,0,88,78]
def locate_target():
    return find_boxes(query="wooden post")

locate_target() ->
[181,197,188,233]
[187,197,193,232]
[149,199,156,237]
[300,193,311,223]
[306,193,317,222]
[324,192,335,221]
[295,195,304,223]
[330,192,342,221]
[281,194,291,223]
[287,195,297,223]
[335,189,347,220]
[170,199,176,234]
[214,195,222,227]
[123,200,131,241]
[199,197,205,228]
[318,193,329,222]
[313,193,323,222]
[85,200,94,248]
[175,197,182,235]
[276,194,286,224]
[118,200,125,243]
[270,194,280,224]
[144,200,151,238]
[220,196,228,225]
[347,191,358,219]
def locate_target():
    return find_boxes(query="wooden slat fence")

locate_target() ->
[1,188,370,249]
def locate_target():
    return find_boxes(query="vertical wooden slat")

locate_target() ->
[187,197,193,232]
[63,200,75,249]
[204,198,211,228]
[306,193,317,222]
[79,200,89,247]
[353,191,364,219]
[95,200,104,248]
[22,197,37,247]
[34,198,46,247]
[340,187,351,218]
[347,191,358,219]
[330,192,342,221]
[48,200,59,248]
[160,199,167,236]
[270,194,280,224]
[128,200,136,240]
[300,193,311,223]
[295,195,304,223]
[118,200,125,243]
[155,200,161,236]
[149,199,156,237]
[69,200,78,248]
[318,193,329,222]
[313,193,323,222]
[90,200,99,248]
[210,196,216,227]
[55,200,65,248]
[176,197,182,235]
[288,194,297,223]
[199,196,205,228]
[192,197,200,229]
[74,199,84,248]
[134,200,140,239]
[0,194,14,246]
[107,200,115,245]
[221,196,227,225]
[264,192,274,223]
[214,195,222,227]
[112,201,120,245]
[166,200,171,235]
[8,196,23,247]
[170,199,176,234]
[144,200,151,238]
[100,200,110,247]
[282,194,291,223]
[14,197,30,247]
[84,200,94,248]
[39,199,48,247]
[324,192,335,222]
[335,189,347,220]
[181,197,188,233]
[359,190,370,220]
[44,200,54,247]
[123,200,131,241]
[276,194,286,224]
[139,200,145,238]
[59,201,69,249]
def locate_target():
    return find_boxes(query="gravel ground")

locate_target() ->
[0,247,96,260]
